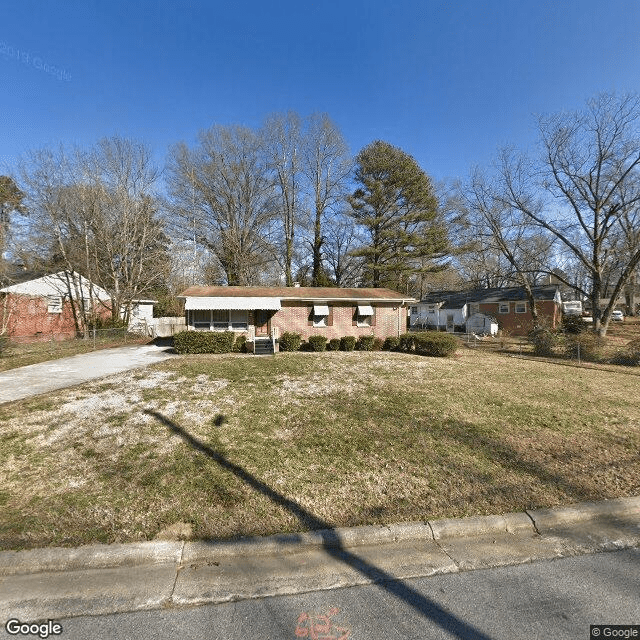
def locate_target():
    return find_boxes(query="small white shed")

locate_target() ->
[466,312,498,336]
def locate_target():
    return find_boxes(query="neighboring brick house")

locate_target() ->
[410,285,562,336]
[177,286,415,352]
[0,271,112,341]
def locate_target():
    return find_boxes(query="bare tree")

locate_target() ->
[322,212,364,287]
[494,93,640,336]
[21,138,168,331]
[459,167,556,326]
[166,125,277,285]
[262,112,303,286]
[300,113,352,286]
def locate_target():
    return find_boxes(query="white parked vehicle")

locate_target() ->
[611,310,625,322]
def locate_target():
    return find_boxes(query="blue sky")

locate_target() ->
[2,0,640,184]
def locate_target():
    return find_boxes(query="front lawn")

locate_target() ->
[0,349,638,549]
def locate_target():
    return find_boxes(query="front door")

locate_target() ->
[255,310,270,336]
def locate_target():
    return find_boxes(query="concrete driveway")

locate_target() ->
[0,344,176,404]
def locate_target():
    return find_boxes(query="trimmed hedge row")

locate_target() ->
[393,331,459,357]
[174,331,235,354]
[172,329,457,358]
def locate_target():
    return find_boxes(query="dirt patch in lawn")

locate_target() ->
[0,350,638,550]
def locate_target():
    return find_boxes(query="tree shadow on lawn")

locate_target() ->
[438,418,604,504]
[145,409,493,640]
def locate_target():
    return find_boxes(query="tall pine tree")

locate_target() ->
[349,141,448,291]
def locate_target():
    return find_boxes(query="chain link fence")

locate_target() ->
[2,328,148,357]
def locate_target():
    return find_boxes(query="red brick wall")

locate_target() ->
[478,300,560,335]
[271,301,406,341]
[2,294,112,341]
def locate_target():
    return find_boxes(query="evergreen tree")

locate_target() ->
[349,141,448,290]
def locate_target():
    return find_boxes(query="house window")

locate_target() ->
[498,303,510,314]
[192,310,211,330]
[47,296,62,314]
[356,304,374,327]
[411,306,418,315]
[312,304,330,328]
[515,302,527,313]
[211,309,228,330]
[229,310,248,330]
[313,314,328,328]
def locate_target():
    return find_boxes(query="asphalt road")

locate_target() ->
[7,548,637,640]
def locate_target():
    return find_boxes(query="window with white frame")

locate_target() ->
[229,309,248,330]
[498,302,510,314]
[515,302,527,313]
[47,295,62,314]
[211,309,228,330]
[192,309,249,330]
[192,310,211,329]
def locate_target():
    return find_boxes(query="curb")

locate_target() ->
[527,496,640,532]
[1,496,639,577]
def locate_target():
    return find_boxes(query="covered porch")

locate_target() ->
[183,296,281,354]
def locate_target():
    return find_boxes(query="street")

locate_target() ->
[6,548,636,640]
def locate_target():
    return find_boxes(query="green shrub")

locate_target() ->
[398,333,416,353]
[279,331,302,352]
[373,337,383,351]
[340,335,356,351]
[173,330,234,354]
[413,332,458,357]
[232,334,247,353]
[528,328,560,357]
[356,335,375,351]
[562,314,587,334]
[307,335,327,352]
[382,336,400,351]
[328,338,341,351]
[564,332,605,362]
[610,338,640,366]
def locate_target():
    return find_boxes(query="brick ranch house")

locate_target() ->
[410,285,562,336]
[0,271,112,341]
[177,286,416,352]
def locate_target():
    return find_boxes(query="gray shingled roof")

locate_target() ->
[418,286,559,309]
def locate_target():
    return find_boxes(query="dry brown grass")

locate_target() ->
[0,349,638,550]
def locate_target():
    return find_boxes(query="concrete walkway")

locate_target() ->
[0,344,176,403]
[1,496,638,621]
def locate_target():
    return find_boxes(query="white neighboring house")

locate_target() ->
[466,312,499,336]
[410,291,471,333]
